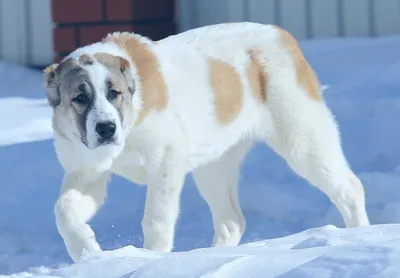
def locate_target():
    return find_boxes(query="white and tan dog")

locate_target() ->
[43,22,370,262]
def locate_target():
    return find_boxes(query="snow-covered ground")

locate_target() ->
[1,35,400,277]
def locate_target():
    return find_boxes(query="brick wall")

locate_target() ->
[52,0,176,63]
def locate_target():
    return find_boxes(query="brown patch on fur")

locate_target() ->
[273,25,321,101]
[79,54,94,65]
[208,58,244,125]
[247,50,268,102]
[103,32,168,126]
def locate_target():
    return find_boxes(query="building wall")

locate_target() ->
[177,0,400,39]
[1,0,400,66]
[0,0,53,66]
[0,0,176,67]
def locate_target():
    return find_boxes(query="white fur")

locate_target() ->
[84,63,124,149]
[52,22,370,262]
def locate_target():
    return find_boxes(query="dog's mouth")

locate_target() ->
[80,137,120,150]
[97,138,117,146]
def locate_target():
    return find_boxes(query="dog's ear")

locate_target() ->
[43,63,61,107]
[118,56,130,72]
[43,63,58,82]
[79,54,94,65]
[118,56,135,93]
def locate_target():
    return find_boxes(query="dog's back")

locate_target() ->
[143,22,321,169]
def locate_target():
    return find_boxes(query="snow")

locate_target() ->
[0,97,53,146]
[1,35,400,277]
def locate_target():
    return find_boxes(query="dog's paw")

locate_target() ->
[63,224,102,262]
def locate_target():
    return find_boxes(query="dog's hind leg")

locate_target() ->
[54,170,109,262]
[265,87,370,228]
[192,140,252,247]
[258,25,370,228]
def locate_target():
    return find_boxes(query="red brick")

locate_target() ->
[53,27,77,53]
[106,0,134,21]
[79,25,134,46]
[106,0,174,21]
[52,0,103,23]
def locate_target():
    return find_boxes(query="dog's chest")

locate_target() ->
[111,146,148,185]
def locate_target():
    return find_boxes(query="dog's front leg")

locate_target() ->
[54,170,109,262]
[142,146,187,252]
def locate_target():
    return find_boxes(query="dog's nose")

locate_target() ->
[95,121,116,140]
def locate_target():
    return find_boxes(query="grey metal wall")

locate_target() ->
[177,0,400,39]
[0,0,53,66]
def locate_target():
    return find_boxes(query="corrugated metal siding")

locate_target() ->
[177,0,400,40]
[0,0,53,66]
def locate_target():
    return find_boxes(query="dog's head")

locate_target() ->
[43,52,136,150]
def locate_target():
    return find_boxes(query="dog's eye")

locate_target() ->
[72,94,89,105]
[108,89,121,100]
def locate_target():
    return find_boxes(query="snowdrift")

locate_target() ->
[1,35,400,277]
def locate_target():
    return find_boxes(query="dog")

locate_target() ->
[43,22,370,262]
